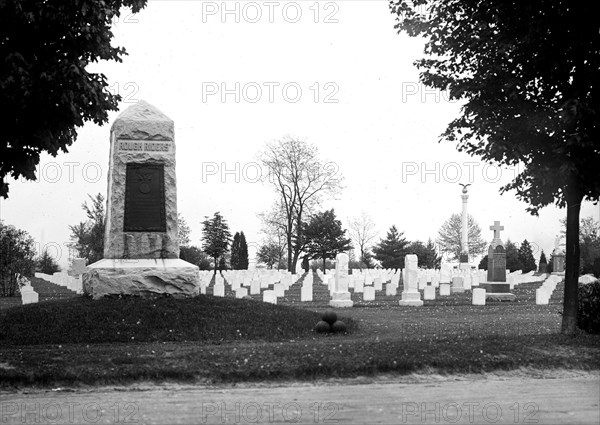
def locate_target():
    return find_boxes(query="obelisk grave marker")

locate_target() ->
[84,101,200,298]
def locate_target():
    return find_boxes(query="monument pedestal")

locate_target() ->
[329,291,353,308]
[479,281,516,301]
[329,253,353,308]
[398,291,424,307]
[84,258,200,299]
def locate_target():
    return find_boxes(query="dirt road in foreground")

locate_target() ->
[1,372,598,425]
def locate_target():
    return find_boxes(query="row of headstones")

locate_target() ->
[321,266,481,300]
[326,255,552,307]
[34,271,84,294]
[534,272,596,305]
[198,269,303,304]
[535,274,562,305]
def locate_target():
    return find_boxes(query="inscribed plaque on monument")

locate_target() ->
[124,164,166,232]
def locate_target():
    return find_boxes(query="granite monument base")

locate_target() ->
[83,258,200,299]
[329,291,354,308]
[479,281,516,301]
[398,291,423,307]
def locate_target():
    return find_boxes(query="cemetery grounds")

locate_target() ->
[0,270,599,424]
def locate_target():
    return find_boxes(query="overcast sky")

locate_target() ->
[1,1,598,268]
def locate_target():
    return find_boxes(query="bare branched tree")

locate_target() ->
[348,212,378,266]
[259,135,342,273]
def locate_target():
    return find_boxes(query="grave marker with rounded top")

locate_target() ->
[329,253,353,307]
[398,254,423,306]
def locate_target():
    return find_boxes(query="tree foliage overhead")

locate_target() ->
[303,209,352,273]
[0,0,148,198]
[436,213,487,262]
[372,225,409,269]
[390,0,599,334]
[390,0,599,211]
[201,212,232,274]
[68,193,105,265]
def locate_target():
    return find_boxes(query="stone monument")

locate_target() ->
[398,254,423,306]
[480,221,515,301]
[83,101,200,298]
[552,234,565,275]
[329,252,353,308]
[458,183,471,269]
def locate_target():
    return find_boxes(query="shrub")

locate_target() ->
[577,280,600,334]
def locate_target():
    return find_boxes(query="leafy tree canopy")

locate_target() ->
[201,212,232,274]
[436,213,487,262]
[390,0,600,333]
[0,0,148,198]
[68,193,105,264]
[303,209,352,273]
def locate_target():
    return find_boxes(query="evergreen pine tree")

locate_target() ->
[36,249,60,274]
[201,212,232,274]
[239,232,249,270]
[538,250,548,273]
[505,240,523,272]
[230,232,241,269]
[518,239,537,273]
[372,225,409,269]
[478,255,488,270]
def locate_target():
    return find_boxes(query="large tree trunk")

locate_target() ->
[322,252,327,274]
[561,182,584,334]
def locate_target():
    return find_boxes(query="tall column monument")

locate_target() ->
[83,101,200,298]
[459,183,471,269]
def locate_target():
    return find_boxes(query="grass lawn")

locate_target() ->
[1,292,598,388]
